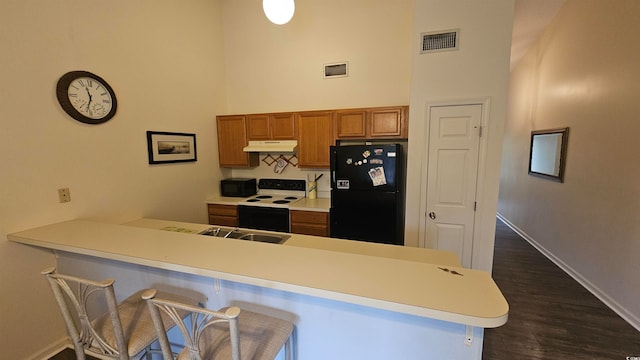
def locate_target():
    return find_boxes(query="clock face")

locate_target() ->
[56,71,117,124]
[67,77,114,120]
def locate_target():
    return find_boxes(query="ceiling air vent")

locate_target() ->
[420,29,459,54]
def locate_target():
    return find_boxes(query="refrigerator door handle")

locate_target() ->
[329,146,336,189]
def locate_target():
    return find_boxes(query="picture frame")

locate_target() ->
[528,127,569,182]
[146,131,197,164]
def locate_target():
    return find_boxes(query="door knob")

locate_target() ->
[428,212,436,220]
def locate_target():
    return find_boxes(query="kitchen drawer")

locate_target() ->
[291,223,328,237]
[209,215,238,227]
[291,210,329,237]
[208,204,238,226]
[291,210,328,224]
[208,204,237,216]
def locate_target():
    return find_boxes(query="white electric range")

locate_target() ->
[237,179,306,232]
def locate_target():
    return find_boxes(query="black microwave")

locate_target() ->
[220,178,257,197]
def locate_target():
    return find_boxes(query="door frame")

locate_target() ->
[417,97,491,269]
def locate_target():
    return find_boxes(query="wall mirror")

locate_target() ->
[528,127,569,182]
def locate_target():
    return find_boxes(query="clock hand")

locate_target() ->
[85,87,93,112]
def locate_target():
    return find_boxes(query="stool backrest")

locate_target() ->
[42,267,129,360]
[142,289,242,360]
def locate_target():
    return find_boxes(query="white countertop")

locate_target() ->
[206,196,249,206]
[8,218,508,328]
[289,197,331,212]
[206,196,331,212]
[126,219,461,266]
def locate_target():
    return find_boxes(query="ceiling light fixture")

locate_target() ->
[263,0,295,25]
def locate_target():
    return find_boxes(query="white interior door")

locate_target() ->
[425,104,482,267]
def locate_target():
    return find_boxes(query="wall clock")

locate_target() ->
[56,70,117,124]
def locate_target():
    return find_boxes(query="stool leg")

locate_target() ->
[284,334,293,360]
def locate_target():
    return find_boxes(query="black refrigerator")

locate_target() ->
[330,144,405,245]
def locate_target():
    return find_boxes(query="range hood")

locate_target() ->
[243,140,298,153]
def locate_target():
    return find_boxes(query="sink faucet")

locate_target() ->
[200,227,220,236]
[223,227,241,238]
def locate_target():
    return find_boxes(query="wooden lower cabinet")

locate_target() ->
[290,210,329,237]
[208,204,238,226]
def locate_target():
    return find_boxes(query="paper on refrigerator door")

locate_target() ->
[368,166,387,186]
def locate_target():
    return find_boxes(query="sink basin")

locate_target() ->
[237,233,289,244]
[199,228,240,238]
[199,227,289,244]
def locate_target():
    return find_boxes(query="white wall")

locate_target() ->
[218,0,413,114]
[499,0,640,329]
[0,1,227,358]
[405,0,514,270]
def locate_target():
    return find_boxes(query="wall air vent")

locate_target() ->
[420,29,459,54]
[324,62,349,78]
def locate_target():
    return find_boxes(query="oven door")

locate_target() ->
[238,205,290,233]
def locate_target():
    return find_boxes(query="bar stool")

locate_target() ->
[42,268,193,360]
[142,289,295,360]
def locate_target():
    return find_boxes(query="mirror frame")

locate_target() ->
[528,127,569,183]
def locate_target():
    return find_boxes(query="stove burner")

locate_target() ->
[241,179,306,209]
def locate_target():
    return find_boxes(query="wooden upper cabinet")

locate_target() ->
[370,107,407,138]
[335,106,409,139]
[246,114,270,140]
[216,105,407,169]
[270,113,297,139]
[296,111,334,168]
[335,110,367,138]
[216,115,259,167]
[247,113,296,141]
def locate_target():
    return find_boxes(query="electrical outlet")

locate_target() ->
[58,188,71,203]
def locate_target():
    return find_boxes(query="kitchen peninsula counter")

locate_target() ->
[8,218,507,329]
[126,218,461,266]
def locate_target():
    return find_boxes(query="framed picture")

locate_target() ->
[528,127,569,182]
[146,131,197,164]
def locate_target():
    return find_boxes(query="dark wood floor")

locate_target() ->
[483,219,640,359]
[48,347,98,360]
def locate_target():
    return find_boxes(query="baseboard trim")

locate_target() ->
[496,213,640,332]
[28,337,69,360]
